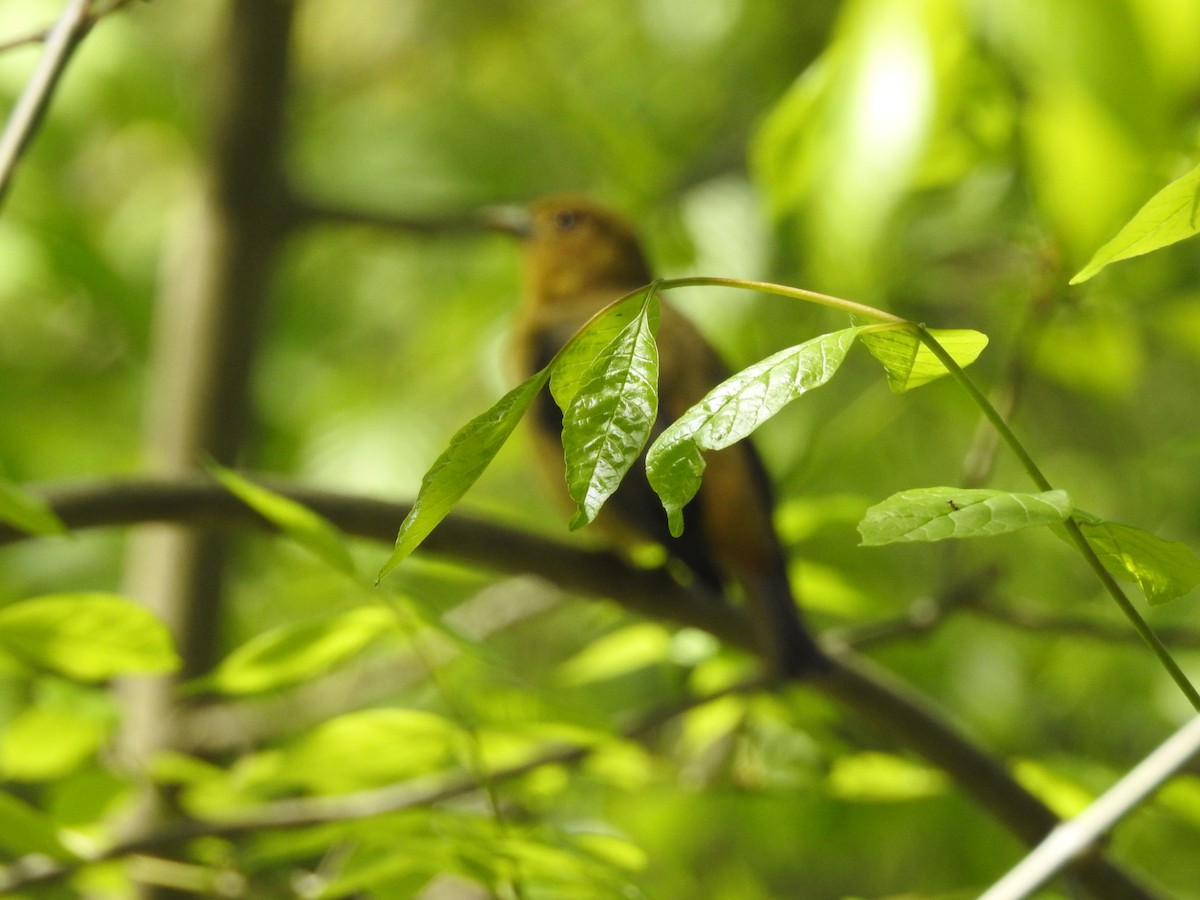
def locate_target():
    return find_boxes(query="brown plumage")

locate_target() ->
[507,195,826,680]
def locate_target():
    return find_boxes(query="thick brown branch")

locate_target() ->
[0,476,1159,898]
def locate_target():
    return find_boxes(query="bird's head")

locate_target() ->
[490,195,652,306]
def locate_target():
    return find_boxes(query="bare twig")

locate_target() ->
[981,713,1200,900]
[0,0,139,53]
[0,0,94,206]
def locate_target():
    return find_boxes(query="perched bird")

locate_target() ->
[504,195,826,680]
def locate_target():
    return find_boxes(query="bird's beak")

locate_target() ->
[479,204,532,239]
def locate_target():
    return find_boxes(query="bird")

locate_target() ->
[502,194,827,680]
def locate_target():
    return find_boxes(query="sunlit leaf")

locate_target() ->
[858,488,1071,545]
[1,705,107,780]
[1075,516,1200,605]
[211,464,357,577]
[1013,759,1094,818]
[208,606,397,694]
[1071,159,1200,284]
[571,832,649,872]
[557,622,673,685]
[0,477,65,537]
[0,593,179,681]
[562,291,660,529]
[828,751,947,802]
[647,327,863,536]
[550,291,649,411]
[857,324,989,392]
[280,708,459,792]
[378,369,550,581]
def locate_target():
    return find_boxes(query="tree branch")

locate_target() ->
[0,476,1159,898]
[0,0,93,207]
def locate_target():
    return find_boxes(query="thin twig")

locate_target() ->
[981,713,1200,900]
[0,0,139,53]
[0,0,94,207]
[914,325,1200,712]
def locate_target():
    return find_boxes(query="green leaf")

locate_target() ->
[1,704,107,780]
[857,324,989,392]
[647,327,862,536]
[0,477,66,536]
[279,708,459,793]
[550,291,649,411]
[562,291,660,529]
[1077,518,1200,605]
[0,789,70,858]
[211,464,357,577]
[0,593,179,681]
[378,369,550,581]
[208,606,396,694]
[858,488,1071,546]
[1071,159,1200,284]
[556,622,673,685]
[827,751,947,802]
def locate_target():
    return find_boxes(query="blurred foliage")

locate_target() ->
[2,0,1200,897]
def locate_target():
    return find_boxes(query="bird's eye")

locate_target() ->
[553,209,581,231]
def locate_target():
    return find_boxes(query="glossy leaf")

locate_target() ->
[859,488,1071,545]
[858,325,989,392]
[379,369,550,581]
[212,464,357,577]
[1077,517,1200,605]
[0,593,179,681]
[209,606,397,694]
[1072,159,1200,284]
[550,291,649,411]
[647,327,862,536]
[562,291,659,529]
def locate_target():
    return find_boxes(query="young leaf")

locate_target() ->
[1071,159,1200,284]
[857,325,989,392]
[211,464,357,577]
[550,290,648,411]
[1076,518,1200,605]
[208,606,396,694]
[858,488,1071,546]
[0,477,66,537]
[647,327,863,536]
[280,708,460,792]
[562,291,660,529]
[556,622,673,686]
[0,593,179,681]
[378,369,550,581]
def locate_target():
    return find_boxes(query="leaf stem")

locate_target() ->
[914,325,1200,711]
[657,276,908,325]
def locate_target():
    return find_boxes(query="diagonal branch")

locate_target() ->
[0,0,94,207]
[0,476,1159,898]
